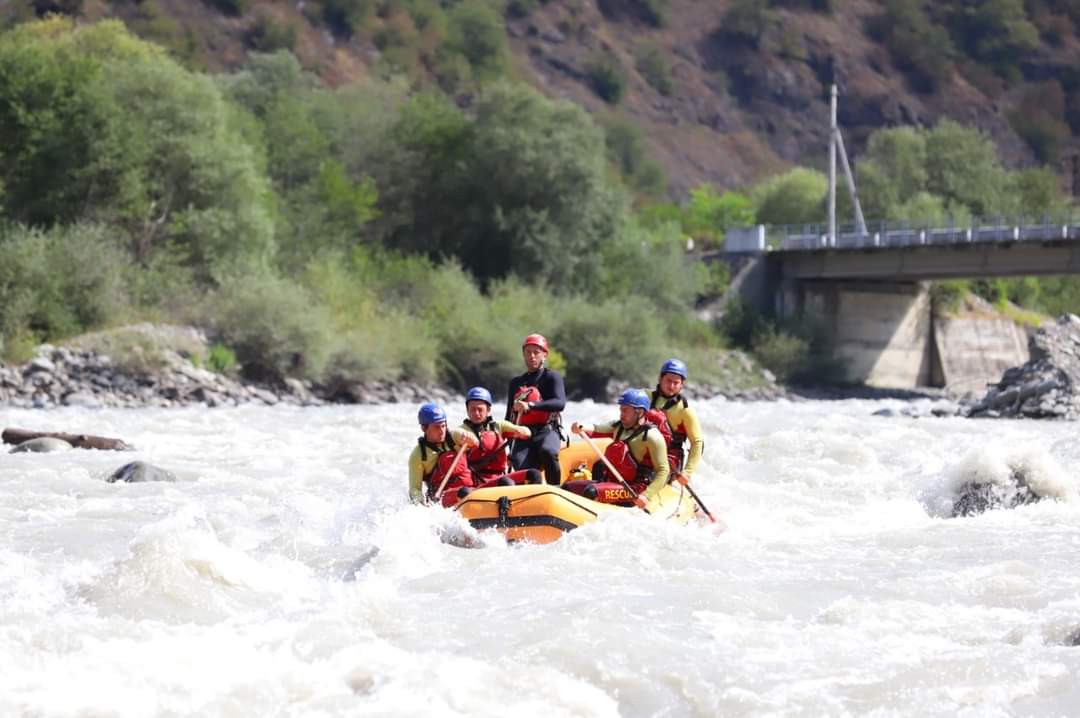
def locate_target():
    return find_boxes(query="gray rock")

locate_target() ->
[106,461,177,483]
[25,356,55,374]
[10,437,73,453]
[968,315,1080,420]
[252,388,279,405]
[29,374,56,391]
[283,377,308,397]
[540,28,566,44]
[930,401,959,417]
[63,391,102,408]
[951,472,1043,518]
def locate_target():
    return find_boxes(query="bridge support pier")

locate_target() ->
[778,280,935,387]
[773,279,1031,390]
[713,250,1033,390]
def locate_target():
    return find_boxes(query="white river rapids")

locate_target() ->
[3,398,1080,717]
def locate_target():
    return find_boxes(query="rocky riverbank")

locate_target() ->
[0,325,456,410]
[865,313,1080,420]
[0,324,783,410]
[967,314,1080,420]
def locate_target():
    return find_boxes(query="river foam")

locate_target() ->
[3,399,1080,716]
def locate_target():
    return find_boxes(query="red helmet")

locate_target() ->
[522,333,549,352]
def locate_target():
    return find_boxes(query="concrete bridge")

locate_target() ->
[727,218,1080,280]
[716,217,1080,391]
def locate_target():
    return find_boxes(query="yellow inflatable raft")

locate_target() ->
[454,440,699,544]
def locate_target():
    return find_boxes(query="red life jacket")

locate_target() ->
[603,436,648,491]
[602,415,677,491]
[420,437,473,499]
[642,408,674,450]
[645,398,685,472]
[514,370,559,427]
[648,388,691,468]
[463,419,509,478]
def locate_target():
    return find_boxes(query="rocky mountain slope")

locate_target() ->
[8,0,1080,197]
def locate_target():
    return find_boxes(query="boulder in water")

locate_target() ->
[10,437,73,453]
[951,469,1043,517]
[107,461,177,483]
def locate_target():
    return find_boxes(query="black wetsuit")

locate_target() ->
[505,367,566,484]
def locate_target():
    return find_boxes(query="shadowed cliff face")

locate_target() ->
[505,0,1062,196]
[4,0,1074,198]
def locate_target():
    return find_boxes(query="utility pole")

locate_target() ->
[828,85,837,247]
[827,84,867,244]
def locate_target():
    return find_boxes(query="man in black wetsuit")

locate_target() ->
[506,333,566,485]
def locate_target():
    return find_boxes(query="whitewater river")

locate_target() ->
[3,397,1080,717]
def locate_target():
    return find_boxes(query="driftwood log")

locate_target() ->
[2,427,133,451]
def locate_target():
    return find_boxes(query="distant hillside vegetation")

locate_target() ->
[5,0,1080,198]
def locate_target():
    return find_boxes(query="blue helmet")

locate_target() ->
[617,388,650,411]
[417,402,448,426]
[660,358,688,380]
[465,387,493,406]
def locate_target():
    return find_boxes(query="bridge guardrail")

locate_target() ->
[725,214,1080,253]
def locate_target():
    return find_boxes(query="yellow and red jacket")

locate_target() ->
[459,417,527,478]
[583,420,670,500]
[650,389,704,477]
[408,428,472,503]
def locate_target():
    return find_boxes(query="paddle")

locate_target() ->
[507,408,524,458]
[673,472,717,524]
[432,443,470,503]
[572,427,650,512]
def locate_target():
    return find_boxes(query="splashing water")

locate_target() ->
[3,399,1080,716]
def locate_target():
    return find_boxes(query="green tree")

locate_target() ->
[682,185,755,246]
[586,51,627,104]
[384,82,629,293]
[598,0,669,27]
[602,116,667,197]
[0,19,275,279]
[205,0,251,17]
[723,0,774,47]
[863,126,928,203]
[221,51,381,266]
[87,59,275,276]
[1008,81,1070,163]
[321,0,376,37]
[596,220,702,313]
[466,83,628,290]
[867,0,954,92]
[1007,168,1069,217]
[849,125,928,219]
[636,43,673,96]
[752,167,828,225]
[924,119,1008,217]
[944,0,1038,75]
[894,191,952,224]
[443,0,507,83]
[0,222,130,348]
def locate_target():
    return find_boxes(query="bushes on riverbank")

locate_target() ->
[202,247,728,396]
[0,19,731,398]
